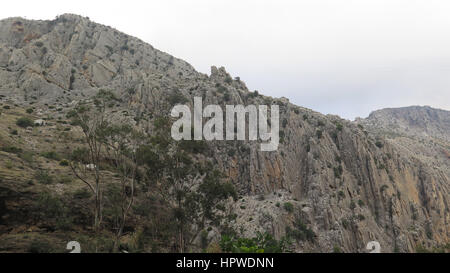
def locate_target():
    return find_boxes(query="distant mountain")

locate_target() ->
[361,106,450,142]
[0,14,448,253]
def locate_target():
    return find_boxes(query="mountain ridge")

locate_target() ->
[0,14,448,253]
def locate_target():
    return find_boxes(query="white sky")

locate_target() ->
[2,0,450,119]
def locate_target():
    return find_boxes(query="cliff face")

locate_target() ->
[0,14,448,253]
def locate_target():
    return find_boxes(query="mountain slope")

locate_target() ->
[0,14,448,253]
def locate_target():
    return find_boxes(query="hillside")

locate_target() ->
[0,14,448,253]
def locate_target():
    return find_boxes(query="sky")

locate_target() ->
[2,0,450,120]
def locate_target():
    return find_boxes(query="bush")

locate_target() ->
[41,151,61,161]
[59,159,69,166]
[333,165,343,178]
[35,171,53,185]
[16,117,34,128]
[286,218,316,242]
[168,92,188,106]
[220,232,289,253]
[26,108,34,114]
[333,245,342,253]
[375,141,384,148]
[1,146,22,154]
[29,240,53,253]
[316,130,323,139]
[283,202,294,213]
[73,188,92,199]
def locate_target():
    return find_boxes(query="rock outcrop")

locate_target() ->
[0,14,448,253]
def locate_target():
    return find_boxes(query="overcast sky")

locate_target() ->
[2,0,450,119]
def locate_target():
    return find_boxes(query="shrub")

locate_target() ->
[19,151,34,163]
[59,159,69,166]
[286,218,316,242]
[375,141,384,148]
[220,232,289,253]
[333,245,342,253]
[41,151,61,161]
[35,171,53,185]
[16,117,34,128]
[316,130,323,139]
[73,188,92,199]
[224,76,233,84]
[168,92,188,106]
[179,140,208,154]
[58,175,72,184]
[283,202,294,213]
[1,146,22,154]
[29,240,53,253]
[333,165,343,178]
[26,108,34,114]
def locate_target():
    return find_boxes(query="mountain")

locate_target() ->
[0,14,448,253]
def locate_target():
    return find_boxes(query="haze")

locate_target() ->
[2,0,450,119]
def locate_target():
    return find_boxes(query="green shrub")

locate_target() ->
[35,171,53,185]
[333,165,343,178]
[26,108,34,114]
[59,159,69,166]
[19,151,34,163]
[29,240,53,253]
[73,188,92,199]
[333,245,342,253]
[41,151,61,161]
[316,130,323,139]
[168,92,188,106]
[220,232,289,253]
[16,117,34,128]
[1,146,22,154]
[286,218,316,242]
[283,202,294,213]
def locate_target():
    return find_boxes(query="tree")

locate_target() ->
[102,124,146,251]
[68,90,119,231]
[137,116,236,252]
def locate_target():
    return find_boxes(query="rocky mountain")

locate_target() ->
[0,14,448,253]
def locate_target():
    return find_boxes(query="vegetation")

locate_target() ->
[283,202,294,213]
[285,217,316,243]
[16,117,34,128]
[220,232,290,253]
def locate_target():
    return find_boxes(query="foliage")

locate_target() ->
[283,202,294,213]
[16,117,34,128]
[220,232,290,253]
[285,217,316,243]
